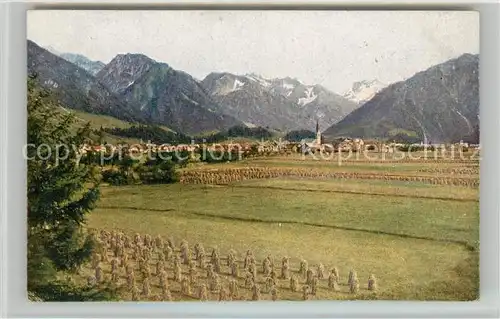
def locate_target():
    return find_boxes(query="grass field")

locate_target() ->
[82,154,479,301]
[70,109,135,129]
[64,109,174,144]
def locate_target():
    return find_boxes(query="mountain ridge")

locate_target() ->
[59,53,106,76]
[30,39,479,142]
[324,53,479,143]
[343,79,386,105]
[28,40,145,124]
[96,54,243,135]
[201,72,358,131]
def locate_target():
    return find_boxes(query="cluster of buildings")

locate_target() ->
[79,121,479,157]
[78,142,256,156]
[300,121,369,153]
[300,120,479,154]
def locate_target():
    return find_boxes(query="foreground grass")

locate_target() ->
[88,206,475,300]
[87,178,479,300]
[95,181,479,247]
[237,178,479,201]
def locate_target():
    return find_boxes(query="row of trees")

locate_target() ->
[201,126,273,143]
[102,124,274,145]
[283,130,316,142]
[82,147,250,186]
[102,125,192,145]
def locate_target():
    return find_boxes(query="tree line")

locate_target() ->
[102,124,274,145]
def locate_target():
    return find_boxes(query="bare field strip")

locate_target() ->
[416,167,479,174]
[180,167,479,187]
[248,153,479,164]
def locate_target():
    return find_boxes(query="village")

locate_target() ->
[79,138,476,157]
[79,122,478,159]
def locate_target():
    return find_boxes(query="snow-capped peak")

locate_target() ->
[232,79,245,91]
[297,86,317,106]
[245,73,271,87]
[210,74,248,95]
[343,79,386,104]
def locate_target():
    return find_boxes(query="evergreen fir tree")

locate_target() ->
[27,74,116,301]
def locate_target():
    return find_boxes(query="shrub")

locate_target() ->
[101,169,128,186]
[139,160,180,184]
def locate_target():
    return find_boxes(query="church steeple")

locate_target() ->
[315,119,321,145]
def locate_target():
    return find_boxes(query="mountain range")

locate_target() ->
[201,73,358,131]
[324,53,479,143]
[31,41,359,134]
[29,39,479,142]
[30,40,242,135]
[96,54,243,135]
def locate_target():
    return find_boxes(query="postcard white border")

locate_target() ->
[1,1,499,318]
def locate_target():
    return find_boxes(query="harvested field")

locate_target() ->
[86,154,479,301]
[180,167,479,187]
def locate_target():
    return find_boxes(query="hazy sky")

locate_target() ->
[27,10,479,93]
